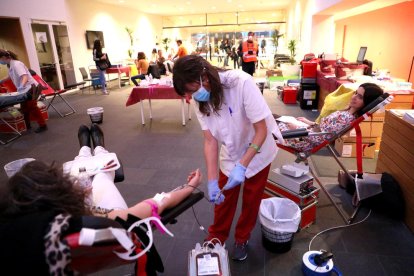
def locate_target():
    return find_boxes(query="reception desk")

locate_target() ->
[376,111,414,232]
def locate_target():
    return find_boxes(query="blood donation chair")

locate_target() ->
[275,93,393,224]
[0,83,43,145]
[3,191,204,275]
[29,69,77,117]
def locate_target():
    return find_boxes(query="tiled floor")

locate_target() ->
[1,73,413,276]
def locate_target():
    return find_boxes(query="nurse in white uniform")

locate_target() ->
[173,55,283,261]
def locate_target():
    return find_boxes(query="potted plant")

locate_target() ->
[281,39,300,76]
[271,29,284,54]
[162,37,171,53]
[125,26,134,58]
[287,39,297,65]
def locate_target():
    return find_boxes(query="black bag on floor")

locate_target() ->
[361,172,405,219]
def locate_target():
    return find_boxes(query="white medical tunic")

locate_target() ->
[8,60,37,92]
[194,70,283,178]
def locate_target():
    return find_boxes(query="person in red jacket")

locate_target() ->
[238,32,258,76]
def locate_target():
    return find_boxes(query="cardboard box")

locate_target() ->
[335,137,377,158]
[266,69,283,77]
[344,120,384,138]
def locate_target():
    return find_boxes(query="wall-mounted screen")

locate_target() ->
[85,31,105,49]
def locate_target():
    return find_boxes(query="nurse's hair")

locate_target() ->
[173,55,226,115]
[0,49,18,60]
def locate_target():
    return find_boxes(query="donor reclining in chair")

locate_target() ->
[0,124,203,275]
[277,83,384,152]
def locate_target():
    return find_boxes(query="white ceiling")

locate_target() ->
[94,0,292,16]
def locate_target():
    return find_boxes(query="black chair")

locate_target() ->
[147,64,161,79]
[79,67,99,94]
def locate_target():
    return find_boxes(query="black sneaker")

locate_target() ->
[231,241,248,261]
[34,125,48,133]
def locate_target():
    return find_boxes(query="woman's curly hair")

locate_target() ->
[0,160,91,219]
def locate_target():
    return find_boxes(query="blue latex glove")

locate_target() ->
[223,163,247,190]
[208,179,225,204]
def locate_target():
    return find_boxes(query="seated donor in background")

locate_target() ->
[0,49,47,133]
[0,123,202,274]
[156,49,167,75]
[278,83,384,152]
[131,52,149,86]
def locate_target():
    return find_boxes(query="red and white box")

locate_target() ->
[0,107,26,133]
[30,101,49,122]
[263,180,319,229]
[282,86,298,104]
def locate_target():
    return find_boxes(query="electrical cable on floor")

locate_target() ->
[170,183,211,234]
[308,209,371,251]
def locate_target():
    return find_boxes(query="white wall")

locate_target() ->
[0,0,163,83]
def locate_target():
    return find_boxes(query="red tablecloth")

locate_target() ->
[317,70,351,93]
[126,85,190,107]
[106,66,131,77]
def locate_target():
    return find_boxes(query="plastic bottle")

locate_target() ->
[78,167,93,206]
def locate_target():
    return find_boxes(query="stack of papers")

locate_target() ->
[403,110,414,124]
[276,116,309,128]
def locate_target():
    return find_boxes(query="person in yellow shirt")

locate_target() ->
[173,40,188,60]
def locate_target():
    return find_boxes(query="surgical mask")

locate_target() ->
[0,60,7,65]
[192,77,210,102]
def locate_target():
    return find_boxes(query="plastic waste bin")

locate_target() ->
[259,197,301,253]
[4,158,35,178]
[87,107,104,124]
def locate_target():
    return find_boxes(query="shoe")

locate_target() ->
[102,91,109,95]
[231,241,248,261]
[90,123,105,148]
[78,125,91,148]
[34,125,48,133]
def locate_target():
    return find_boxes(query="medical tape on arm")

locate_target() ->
[152,192,171,207]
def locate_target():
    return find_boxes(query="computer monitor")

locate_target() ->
[356,46,367,64]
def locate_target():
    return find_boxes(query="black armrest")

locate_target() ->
[66,215,124,235]
[280,128,309,139]
[160,191,204,225]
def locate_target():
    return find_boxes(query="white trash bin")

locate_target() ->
[87,107,104,124]
[259,197,301,253]
[4,158,36,178]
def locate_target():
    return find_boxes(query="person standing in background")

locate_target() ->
[92,39,108,95]
[173,40,188,60]
[238,32,258,76]
[0,49,47,133]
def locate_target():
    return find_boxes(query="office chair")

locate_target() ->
[79,67,99,94]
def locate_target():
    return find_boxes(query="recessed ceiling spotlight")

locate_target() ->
[212,6,216,9]
[186,1,191,5]
[119,0,124,3]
